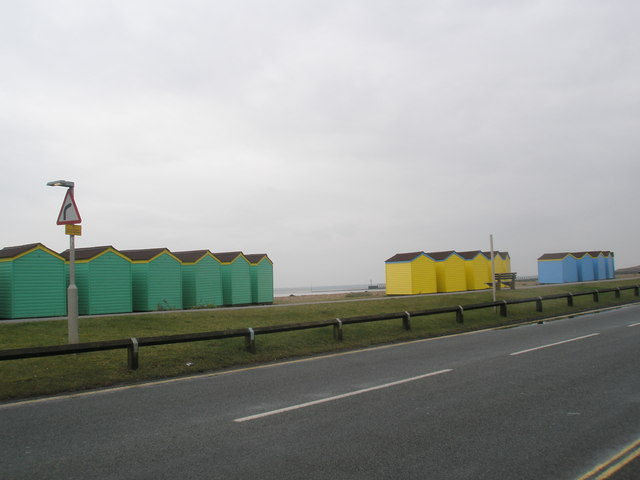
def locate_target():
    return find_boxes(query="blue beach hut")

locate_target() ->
[537,253,579,284]
[574,252,595,282]
[589,251,607,280]
[603,251,615,279]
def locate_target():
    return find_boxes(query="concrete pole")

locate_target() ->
[67,231,79,344]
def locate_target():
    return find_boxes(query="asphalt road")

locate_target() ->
[1,304,639,479]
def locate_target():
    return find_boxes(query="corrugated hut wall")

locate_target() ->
[385,252,437,295]
[457,251,490,290]
[428,251,467,293]
[0,243,67,319]
[61,246,132,315]
[213,252,252,306]
[245,254,274,304]
[121,248,183,311]
[173,250,224,308]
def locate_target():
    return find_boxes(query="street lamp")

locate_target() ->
[47,179,80,344]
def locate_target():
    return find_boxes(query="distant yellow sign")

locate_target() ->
[65,224,82,236]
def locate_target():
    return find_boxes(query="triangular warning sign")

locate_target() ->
[56,189,82,225]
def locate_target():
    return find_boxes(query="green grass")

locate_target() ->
[1,279,638,401]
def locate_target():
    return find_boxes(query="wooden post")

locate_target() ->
[490,235,496,303]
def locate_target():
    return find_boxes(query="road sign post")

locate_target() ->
[47,180,81,344]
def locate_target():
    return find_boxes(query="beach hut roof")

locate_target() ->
[120,248,172,261]
[385,252,424,263]
[0,243,62,260]
[426,250,457,261]
[457,250,485,260]
[537,252,572,261]
[172,250,214,264]
[482,251,510,259]
[60,245,120,261]
[213,251,244,263]
[245,253,272,265]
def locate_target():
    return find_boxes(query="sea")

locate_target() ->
[274,284,385,297]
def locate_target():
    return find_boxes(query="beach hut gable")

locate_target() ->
[537,252,579,283]
[0,243,66,319]
[122,248,181,264]
[385,252,425,263]
[426,251,467,293]
[174,250,224,308]
[60,246,132,315]
[385,252,437,295]
[458,251,490,290]
[213,251,252,306]
[61,245,129,263]
[245,254,274,304]
[172,250,220,265]
[120,248,183,311]
[425,251,457,262]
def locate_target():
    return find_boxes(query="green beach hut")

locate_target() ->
[213,252,252,306]
[121,248,183,311]
[245,253,274,304]
[60,246,132,315]
[173,250,224,308]
[0,243,66,319]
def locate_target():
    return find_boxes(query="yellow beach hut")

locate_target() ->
[483,251,511,274]
[457,250,490,290]
[482,251,513,287]
[427,251,467,293]
[385,252,437,295]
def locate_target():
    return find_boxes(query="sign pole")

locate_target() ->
[67,230,79,343]
[48,180,81,344]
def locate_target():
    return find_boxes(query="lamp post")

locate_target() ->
[47,180,81,344]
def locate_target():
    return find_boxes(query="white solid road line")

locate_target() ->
[233,369,453,423]
[628,323,640,327]
[510,333,600,356]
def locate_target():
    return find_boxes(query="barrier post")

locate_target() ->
[333,319,343,341]
[635,285,640,297]
[593,290,600,302]
[402,312,411,330]
[499,300,508,317]
[456,306,464,324]
[536,297,543,313]
[615,288,621,299]
[245,328,256,353]
[567,293,574,307]
[128,337,139,370]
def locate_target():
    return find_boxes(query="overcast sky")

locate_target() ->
[2,1,638,287]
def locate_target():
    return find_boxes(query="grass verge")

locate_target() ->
[1,279,639,402]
